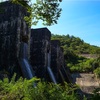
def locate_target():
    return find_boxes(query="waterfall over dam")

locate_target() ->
[19,43,35,79]
[0,1,73,84]
[47,53,57,84]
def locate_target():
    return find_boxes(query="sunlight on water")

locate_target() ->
[47,53,57,84]
[23,59,33,78]
[19,43,35,79]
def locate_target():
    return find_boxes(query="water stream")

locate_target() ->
[20,43,28,59]
[62,66,72,83]
[23,59,33,78]
[19,42,35,79]
[59,69,65,82]
[47,53,57,84]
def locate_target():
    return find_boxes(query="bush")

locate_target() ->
[92,88,100,100]
[68,58,94,72]
[0,74,85,100]
[94,67,100,78]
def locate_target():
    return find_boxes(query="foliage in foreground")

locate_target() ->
[0,74,100,100]
[0,74,85,100]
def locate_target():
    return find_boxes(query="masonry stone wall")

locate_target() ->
[51,40,66,83]
[30,28,51,79]
[51,40,59,80]
[51,40,73,83]
[0,1,72,84]
[0,1,30,78]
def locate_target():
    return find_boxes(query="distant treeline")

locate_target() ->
[51,34,100,54]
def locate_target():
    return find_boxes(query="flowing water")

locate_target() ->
[62,66,71,83]
[20,43,28,59]
[23,59,33,78]
[47,53,57,84]
[59,69,65,82]
[47,67,57,84]
[19,42,35,79]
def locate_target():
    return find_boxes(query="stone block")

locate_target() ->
[30,28,51,79]
[51,40,71,83]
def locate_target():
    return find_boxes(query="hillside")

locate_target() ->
[51,34,100,74]
[51,34,100,54]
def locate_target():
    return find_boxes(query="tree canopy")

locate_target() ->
[8,0,62,26]
[51,34,100,54]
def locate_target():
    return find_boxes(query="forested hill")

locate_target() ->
[51,34,100,54]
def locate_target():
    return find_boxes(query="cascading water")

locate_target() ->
[19,42,35,79]
[59,69,65,83]
[22,59,33,78]
[20,42,28,59]
[62,66,72,83]
[47,53,57,84]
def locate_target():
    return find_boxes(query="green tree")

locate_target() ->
[8,0,62,26]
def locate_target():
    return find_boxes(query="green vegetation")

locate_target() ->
[0,74,84,100]
[51,34,100,54]
[69,58,94,72]
[0,74,100,100]
[92,88,100,100]
[0,0,62,26]
[94,67,100,78]
[70,56,100,77]
[9,0,62,26]
[51,34,100,75]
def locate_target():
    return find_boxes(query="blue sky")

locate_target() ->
[32,0,100,47]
